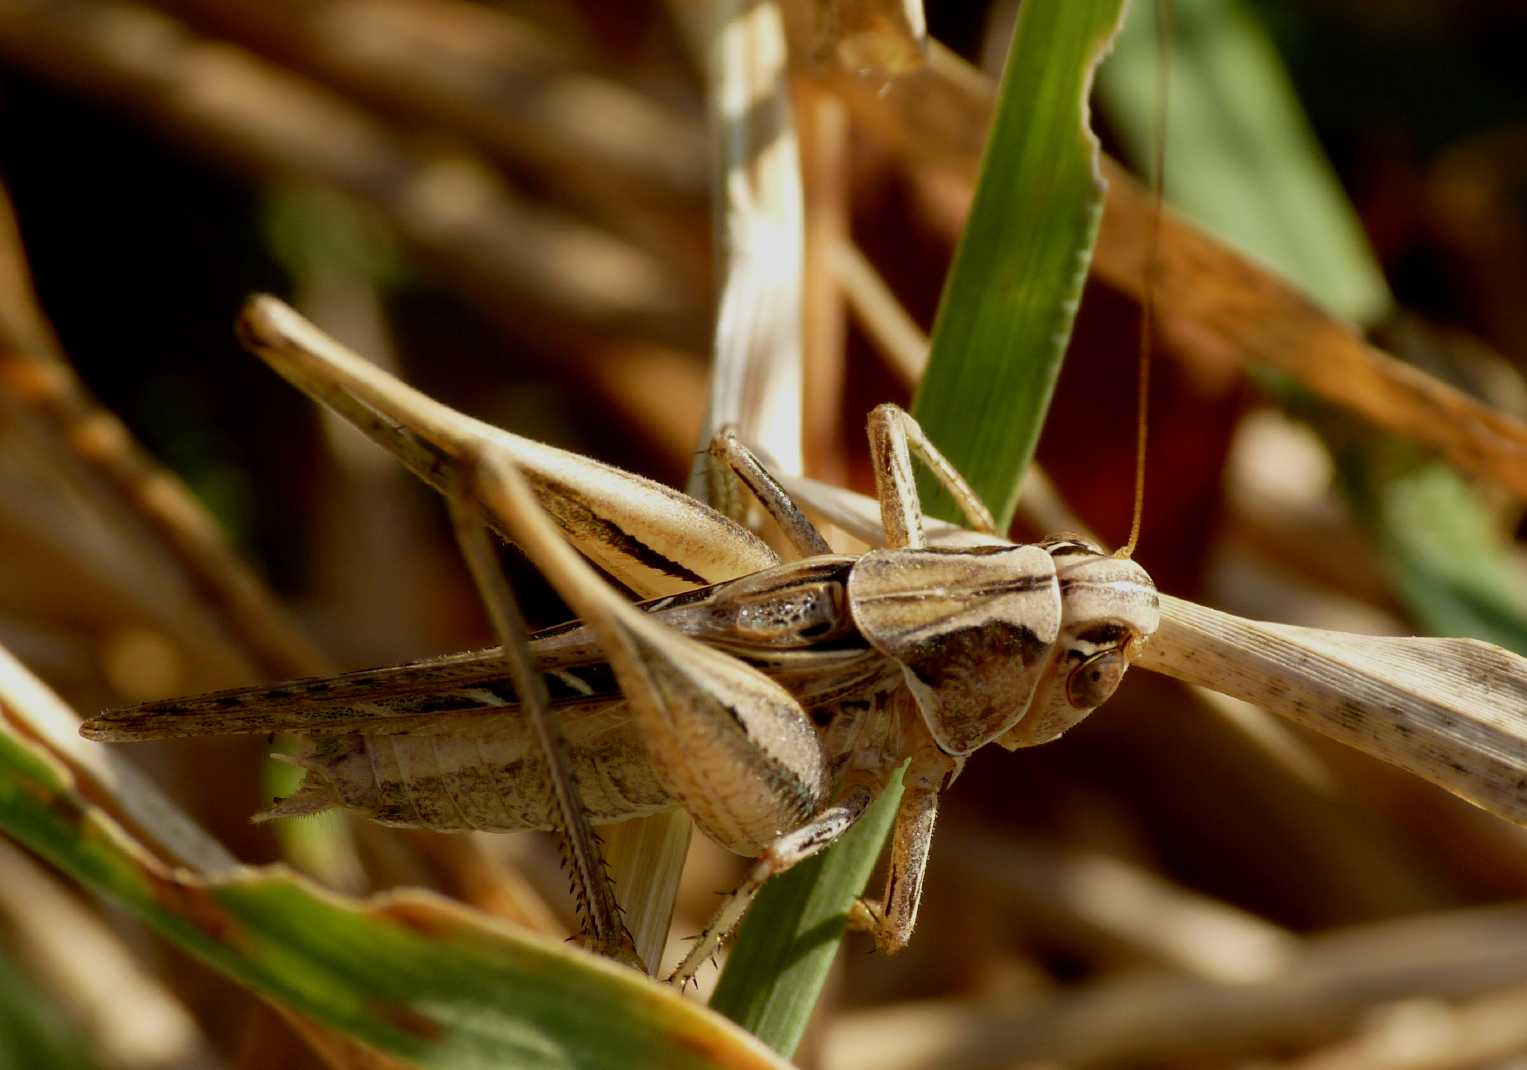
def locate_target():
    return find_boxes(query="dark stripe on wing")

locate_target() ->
[530,472,710,587]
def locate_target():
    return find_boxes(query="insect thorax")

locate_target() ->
[846,538,1158,756]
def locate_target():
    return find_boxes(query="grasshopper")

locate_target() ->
[83,299,1527,983]
[83,296,1160,982]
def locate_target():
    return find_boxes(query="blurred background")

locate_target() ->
[3,1,1527,1068]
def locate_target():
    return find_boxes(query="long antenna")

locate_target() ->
[1119,0,1172,560]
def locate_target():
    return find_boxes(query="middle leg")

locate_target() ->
[849,731,962,953]
[667,775,881,987]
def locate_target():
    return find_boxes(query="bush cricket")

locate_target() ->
[83,297,1527,985]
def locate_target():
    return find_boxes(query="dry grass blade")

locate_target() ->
[807,0,927,75]
[680,0,806,482]
[825,43,1527,497]
[0,181,325,685]
[1271,982,1527,1070]
[638,0,813,974]
[941,830,1297,984]
[824,904,1527,1070]
[1134,594,1527,825]
[597,807,693,980]
[1095,155,1527,497]
[0,0,696,348]
[796,87,851,481]
[140,0,706,202]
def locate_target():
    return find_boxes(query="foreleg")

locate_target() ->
[708,428,832,558]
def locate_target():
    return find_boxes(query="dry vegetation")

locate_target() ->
[2,2,1527,1068]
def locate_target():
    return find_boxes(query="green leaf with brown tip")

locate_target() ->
[0,720,791,1070]
[0,949,97,1070]
[912,0,1129,527]
[713,2,1129,1054]
[710,769,900,1055]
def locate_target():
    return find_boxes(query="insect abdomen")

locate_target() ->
[263,707,675,831]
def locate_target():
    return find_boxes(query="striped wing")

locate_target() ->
[82,557,888,742]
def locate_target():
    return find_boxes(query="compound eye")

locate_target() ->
[1065,648,1128,710]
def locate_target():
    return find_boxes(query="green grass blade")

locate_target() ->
[0,719,791,1070]
[1334,435,1527,654]
[712,3,1128,1052]
[1101,0,1527,653]
[0,950,98,1070]
[709,770,900,1054]
[912,0,1128,527]
[1098,0,1391,326]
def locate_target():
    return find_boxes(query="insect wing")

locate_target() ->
[82,557,880,743]
[80,645,624,741]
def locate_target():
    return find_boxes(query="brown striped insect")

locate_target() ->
[74,5,1527,978]
[85,297,1160,982]
[81,295,1527,985]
